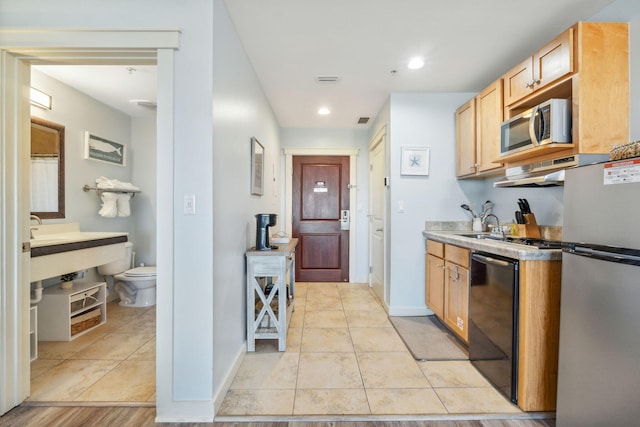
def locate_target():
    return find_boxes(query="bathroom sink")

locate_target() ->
[30,222,128,282]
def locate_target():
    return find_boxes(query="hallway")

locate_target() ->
[217,282,526,418]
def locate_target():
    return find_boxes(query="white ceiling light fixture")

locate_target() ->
[128,99,157,110]
[318,107,331,115]
[408,57,425,70]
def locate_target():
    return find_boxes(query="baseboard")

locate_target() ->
[212,341,246,416]
[154,399,215,423]
[387,305,432,317]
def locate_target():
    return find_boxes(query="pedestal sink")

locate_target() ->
[30,222,128,282]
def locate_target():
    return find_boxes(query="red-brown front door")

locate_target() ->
[292,155,349,282]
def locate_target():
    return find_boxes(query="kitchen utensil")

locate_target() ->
[515,211,524,224]
[460,204,477,218]
[518,198,531,214]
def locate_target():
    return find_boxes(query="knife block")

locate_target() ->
[517,213,541,238]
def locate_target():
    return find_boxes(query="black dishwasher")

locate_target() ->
[469,252,519,404]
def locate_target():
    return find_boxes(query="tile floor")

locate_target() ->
[28,281,524,417]
[218,282,523,416]
[29,301,155,403]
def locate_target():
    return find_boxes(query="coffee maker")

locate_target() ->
[255,213,278,250]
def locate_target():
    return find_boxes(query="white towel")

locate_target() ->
[99,192,118,217]
[117,193,132,217]
[95,176,140,191]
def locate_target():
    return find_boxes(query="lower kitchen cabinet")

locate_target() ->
[444,259,469,342]
[424,236,563,412]
[425,240,470,343]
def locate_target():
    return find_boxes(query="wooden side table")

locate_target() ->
[246,238,297,351]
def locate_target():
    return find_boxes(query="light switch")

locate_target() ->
[184,194,196,215]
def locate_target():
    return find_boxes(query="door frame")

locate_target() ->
[0,29,177,415]
[284,147,358,282]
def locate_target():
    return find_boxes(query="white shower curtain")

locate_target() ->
[30,157,58,212]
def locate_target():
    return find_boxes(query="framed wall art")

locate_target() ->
[400,146,430,176]
[84,132,126,166]
[251,137,264,195]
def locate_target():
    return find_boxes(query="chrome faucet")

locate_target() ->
[30,215,42,225]
[484,214,504,238]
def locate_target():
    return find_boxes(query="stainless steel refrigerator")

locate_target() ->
[557,159,640,427]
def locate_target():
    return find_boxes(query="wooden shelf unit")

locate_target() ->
[37,282,107,341]
[246,239,298,351]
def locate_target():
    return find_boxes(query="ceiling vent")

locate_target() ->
[315,76,340,84]
[357,117,370,124]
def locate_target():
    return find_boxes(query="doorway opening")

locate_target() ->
[0,31,176,415]
[28,63,158,403]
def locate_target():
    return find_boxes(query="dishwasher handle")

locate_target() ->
[472,253,514,267]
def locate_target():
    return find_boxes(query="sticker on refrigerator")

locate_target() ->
[603,158,640,185]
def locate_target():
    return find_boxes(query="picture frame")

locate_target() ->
[84,132,126,166]
[400,146,430,176]
[251,137,264,195]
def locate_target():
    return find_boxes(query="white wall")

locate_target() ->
[385,93,484,314]
[130,117,157,266]
[30,70,139,290]
[2,0,221,419]
[211,0,282,408]
[30,70,133,233]
[280,128,370,282]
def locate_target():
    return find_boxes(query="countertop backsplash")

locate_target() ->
[424,220,562,240]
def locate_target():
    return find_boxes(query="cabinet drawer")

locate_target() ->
[444,244,470,268]
[426,240,444,257]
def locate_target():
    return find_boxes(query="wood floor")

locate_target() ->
[0,406,555,427]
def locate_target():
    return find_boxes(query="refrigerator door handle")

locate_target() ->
[563,247,640,266]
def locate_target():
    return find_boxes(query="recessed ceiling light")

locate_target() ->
[318,107,331,115]
[408,57,425,70]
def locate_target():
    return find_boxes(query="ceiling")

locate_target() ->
[34,0,615,128]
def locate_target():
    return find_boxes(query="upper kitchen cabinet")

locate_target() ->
[455,98,476,177]
[455,79,504,178]
[501,22,629,165]
[476,81,504,173]
[504,28,573,106]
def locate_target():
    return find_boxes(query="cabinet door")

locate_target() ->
[426,254,445,318]
[476,80,503,173]
[444,260,469,342]
[503,57,533,106]
[534,28,573,90]
[455,98,476,177]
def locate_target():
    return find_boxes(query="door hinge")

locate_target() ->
[22,242,31,252]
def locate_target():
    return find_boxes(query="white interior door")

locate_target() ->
[0,50,32,415]
[369,130,386,305]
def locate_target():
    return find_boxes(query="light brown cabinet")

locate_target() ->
[476,81,504,173]
[444,259,469,342]
[455,80,504,177]
[425,240,469,343]
[455,98,476,177]
[501,22,629,165]
[504,28,573,106]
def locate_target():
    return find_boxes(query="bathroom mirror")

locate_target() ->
[30,117,65,219]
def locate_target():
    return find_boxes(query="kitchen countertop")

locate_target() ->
[423,230,562,261]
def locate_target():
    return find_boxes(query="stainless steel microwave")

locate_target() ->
[500,98,572,157]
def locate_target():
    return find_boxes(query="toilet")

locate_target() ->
[97,242,157,307]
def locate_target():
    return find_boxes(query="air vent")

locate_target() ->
[316,76,340,84]
[357,117,370,124]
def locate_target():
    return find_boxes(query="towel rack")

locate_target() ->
[82,184,140,197]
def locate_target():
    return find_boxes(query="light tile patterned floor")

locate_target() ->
[218,282,522,416]
[29,301,155,403]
